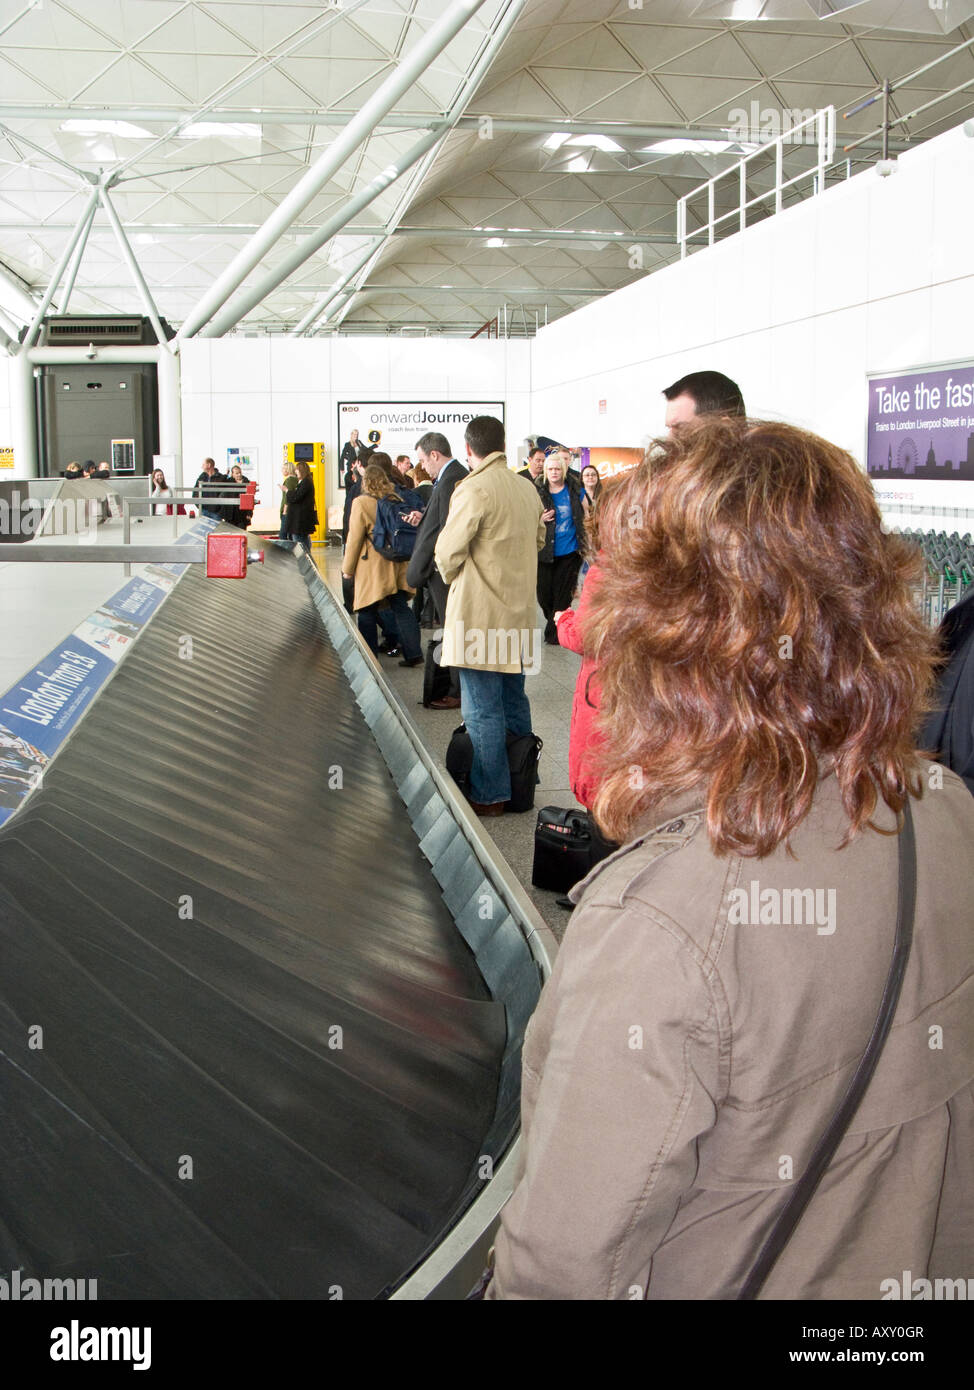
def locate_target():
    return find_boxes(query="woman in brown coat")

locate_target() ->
[487,419,974,1300]
[342,464,422,665]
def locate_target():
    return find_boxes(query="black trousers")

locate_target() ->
[428,571,460,699]
[537,552,582,641]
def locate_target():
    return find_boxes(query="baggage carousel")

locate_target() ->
[0,539,547,1299]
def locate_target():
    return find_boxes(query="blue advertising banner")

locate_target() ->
[867,360,974,482]
[0,521,210,825]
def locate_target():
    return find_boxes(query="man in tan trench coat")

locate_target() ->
[434,416,545,815]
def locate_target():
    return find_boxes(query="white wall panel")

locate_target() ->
[269,338,330,396]
[865,289,931,379]
[866,155,936,304]
[209,338,272,395]
[812,182,868,319]
[179,340,211,396]
[178,391,214,474]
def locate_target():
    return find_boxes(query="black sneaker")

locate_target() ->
[381,646,401,657]
[398,656,423,668]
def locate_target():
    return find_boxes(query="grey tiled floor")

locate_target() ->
[319,546,583,942]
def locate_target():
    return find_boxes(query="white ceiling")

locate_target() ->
[0,0,971,338]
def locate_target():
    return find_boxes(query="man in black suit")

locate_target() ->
[517,445,546,484]
[405,431,467,708]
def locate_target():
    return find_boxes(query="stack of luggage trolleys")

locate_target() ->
[896,528,974,627]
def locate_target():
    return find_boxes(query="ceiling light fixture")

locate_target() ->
[485,237,505,247]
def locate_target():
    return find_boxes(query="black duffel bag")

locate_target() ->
[446,724,542,813]
[532,805,617,893]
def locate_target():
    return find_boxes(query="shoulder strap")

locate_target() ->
[738,796,917,1300]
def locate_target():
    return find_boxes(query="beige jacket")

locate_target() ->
[344,493,412,611]
[434,452,545,673]
[488,767,974,1299]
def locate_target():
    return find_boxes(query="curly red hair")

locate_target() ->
[585,419,937,857]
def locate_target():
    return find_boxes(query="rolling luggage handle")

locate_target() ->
[738,796,917,1300]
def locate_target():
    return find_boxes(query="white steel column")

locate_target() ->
[98,184,171,349]
[11,349,38,478]
[0,263,38,326]
[176,0,490,341]
[0,302,23,341]
[156,343,182,487]
[295,241,382,336]
[202,135,443,337]
[209,0,528,338]
[59,200,97,314]
[21,186,100,348]
[316,0,529,336]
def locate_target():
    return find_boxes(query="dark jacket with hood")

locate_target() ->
[536,473,586,565]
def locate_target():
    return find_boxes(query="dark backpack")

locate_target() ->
[372,488,423,561]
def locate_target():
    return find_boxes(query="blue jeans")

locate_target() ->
[358,591,421,660]
[459,668,532,805]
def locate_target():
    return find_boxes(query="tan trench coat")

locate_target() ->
[434,452,545,674]
[488,766,974,1299]
[344,493,412,611]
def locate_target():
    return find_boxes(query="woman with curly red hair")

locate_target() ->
[487,418,974,1300]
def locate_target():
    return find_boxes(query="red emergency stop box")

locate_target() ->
[206,532,247,578]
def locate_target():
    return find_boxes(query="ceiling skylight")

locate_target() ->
[643,138,758,155]
[543,132,624,153]
[60,120,152,138]
[178,123,261,141]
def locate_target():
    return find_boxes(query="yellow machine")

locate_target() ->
[283,442,326,545]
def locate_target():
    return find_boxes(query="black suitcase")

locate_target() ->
[532,805,616,893]
[446,724,542,812]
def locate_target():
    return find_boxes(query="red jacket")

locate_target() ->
[555,563,602,810]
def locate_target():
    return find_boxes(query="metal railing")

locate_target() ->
[843,35,974,157]
[677,107,836,259]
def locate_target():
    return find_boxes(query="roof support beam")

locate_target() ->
[108,0,376,181]
[97,183,171,349]
[0,260,39,325]
[0,223,679,243]
[177,0,491,341]
[331,0,531,333]
[21,186,100,349]
[59,200,96,314]
[0,106,918,151]
[292,241,382,337]
[286,0,530,339]
[197,129,444,335]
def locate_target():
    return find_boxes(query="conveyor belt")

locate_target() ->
[0,543,507,1299]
